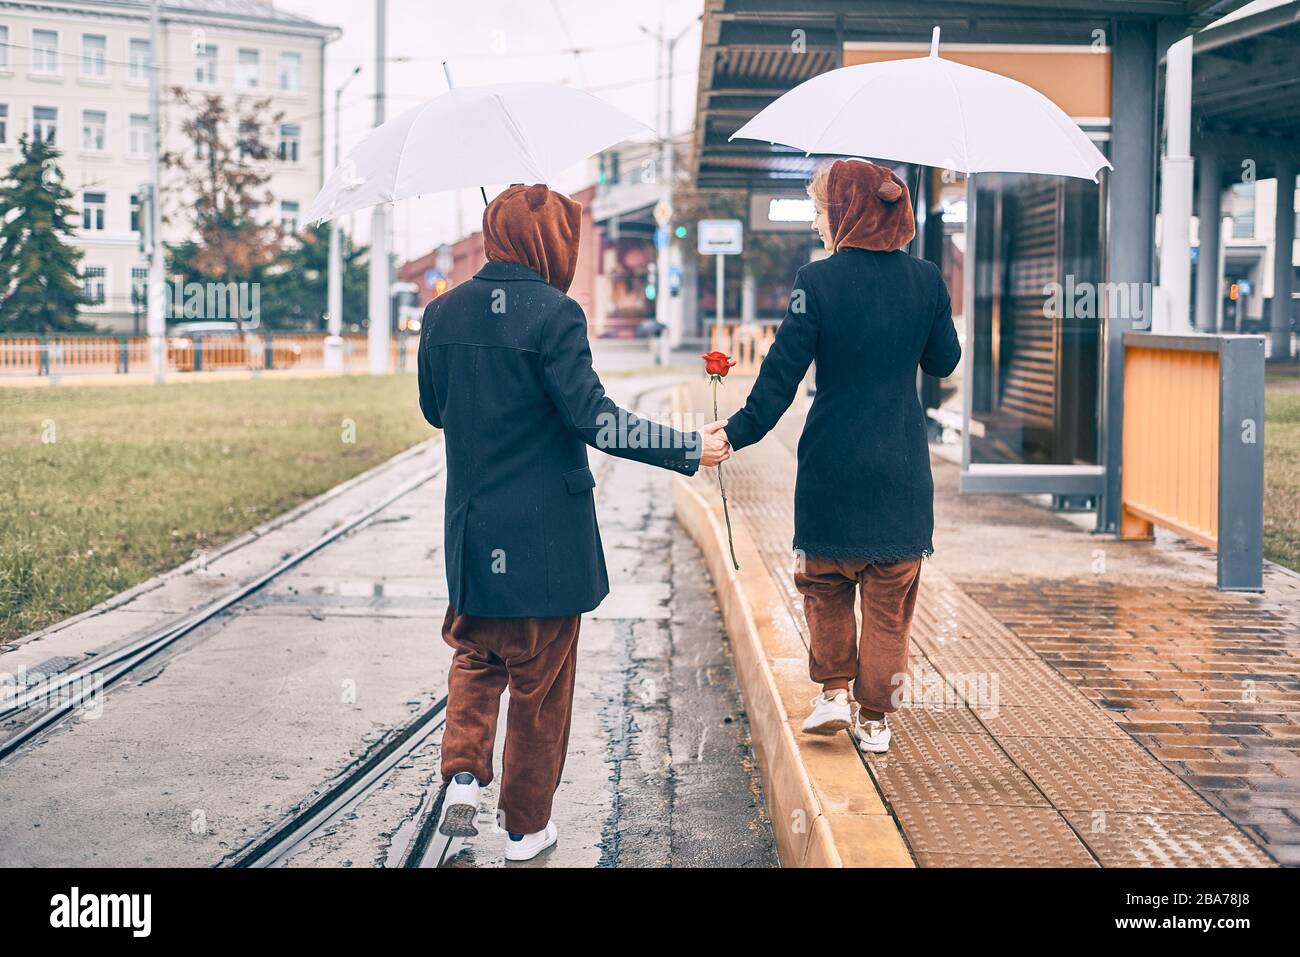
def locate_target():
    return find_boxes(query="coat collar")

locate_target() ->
[474,261,549,284]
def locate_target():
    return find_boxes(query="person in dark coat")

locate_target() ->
[720,158,961,755]
[416,183,730,860]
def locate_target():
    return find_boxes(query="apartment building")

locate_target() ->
[0,0,338,330]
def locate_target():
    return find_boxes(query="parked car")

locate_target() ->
[166,322,302,371]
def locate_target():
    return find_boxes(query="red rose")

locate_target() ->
[702,351,737,377]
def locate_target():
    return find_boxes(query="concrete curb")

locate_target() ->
[673,473,914,868]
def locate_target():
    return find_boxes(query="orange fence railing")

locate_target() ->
[709,322,779,375]
[0,332,419,378]
[1121,332,1265,591]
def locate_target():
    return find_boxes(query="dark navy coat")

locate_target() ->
[724,248,961,564]
[417,261,701,618]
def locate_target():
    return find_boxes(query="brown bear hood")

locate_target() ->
[482,184,582,293]
[826,158,915,253]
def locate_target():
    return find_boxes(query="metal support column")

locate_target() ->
[1099,19,1160,534]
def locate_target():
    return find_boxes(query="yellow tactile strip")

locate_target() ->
[673,380,1276,868]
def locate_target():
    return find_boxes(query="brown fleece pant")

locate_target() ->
[439,606,581,835]
[793,557,923,714]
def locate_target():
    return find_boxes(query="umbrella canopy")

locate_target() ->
[729,28,1111,182]
[305,82,651,225]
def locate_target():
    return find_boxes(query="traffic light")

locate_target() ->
[433,277,448,297]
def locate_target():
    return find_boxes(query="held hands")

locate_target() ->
[700,419,731,468]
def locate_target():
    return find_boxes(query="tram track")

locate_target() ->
[219,379,684,869]
[0,464,445,763]
[3,378,683,868]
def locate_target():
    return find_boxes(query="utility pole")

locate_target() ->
[642,16,699,364]
[147,0,165,383]
[367,0,390,375]
[1156,35,1194,333]
[326,64,361,371]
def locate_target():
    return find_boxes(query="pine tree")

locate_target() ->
[0,136,91,333]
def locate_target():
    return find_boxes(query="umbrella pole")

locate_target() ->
[908,163,923,257]
[443,62,490,207]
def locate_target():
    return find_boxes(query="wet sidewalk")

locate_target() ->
[674,377,1298,867]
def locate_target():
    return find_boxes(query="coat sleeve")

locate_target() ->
[416,300,443,429]
[540,297,701,475]
[723,265,820,452]
[920,265,961,378]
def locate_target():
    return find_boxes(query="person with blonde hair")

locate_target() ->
[718,158,960,753]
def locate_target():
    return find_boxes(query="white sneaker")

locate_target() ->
[504,820,558,862]
[439,772,481,837]
[801,690,851,735]
[851,712,891,753]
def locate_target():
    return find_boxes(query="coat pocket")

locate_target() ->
[562,466,596,494]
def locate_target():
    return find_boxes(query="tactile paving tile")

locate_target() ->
[926,654,1096,709]
[977,705,1129,740]
[888,703,987,736]
[867,730,1050,808]
[1060,811,1275,867]
[892,802,1098,867]
[911,629,1038,661]
[999,737,1216,815]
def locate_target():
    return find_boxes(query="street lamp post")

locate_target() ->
[642,16,699,366]
[367,0,390,375]
[146,0,165,383]
[325,64,362,371]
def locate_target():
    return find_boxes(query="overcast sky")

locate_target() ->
[276,0,703,262]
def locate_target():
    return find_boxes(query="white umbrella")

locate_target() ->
[730,27,1111,182]
[305,77,651,225]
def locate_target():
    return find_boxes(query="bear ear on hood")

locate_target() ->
[525,184,550,211]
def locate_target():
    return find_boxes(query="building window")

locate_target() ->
[81,34,106,77]
[278,51,302,92]
[129,113,149,155]
[237,120,257,160]
[32,29,59,75]
[82,192,106,231]
[280,200,300,234]
[194,43,217,84]
[130,193,141,232]
[237,48,259,89]
[0,26,10,71]
[81,110,106,151]
[83,265,107,306]
[277,123,300,163]
[0,104,7,146]
[33,106,57,145]
[128,38,149,82]
[131,266,148,311]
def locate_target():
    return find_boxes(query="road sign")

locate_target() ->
[655,226,670,249]
[697,219,743,255]
[654,201,672,227]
